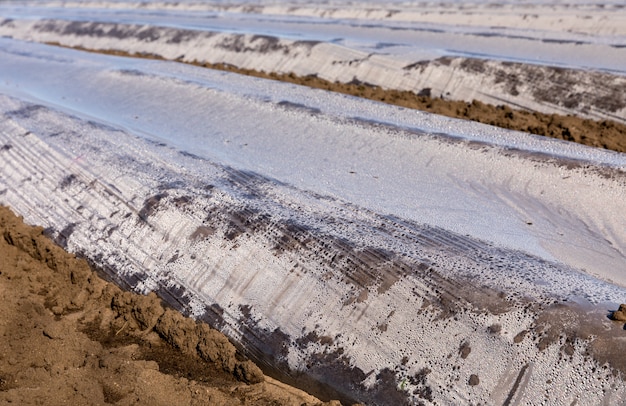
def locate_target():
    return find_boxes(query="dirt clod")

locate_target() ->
[610,304,626,322]
[468,374,480,386]
[459,341,472,359]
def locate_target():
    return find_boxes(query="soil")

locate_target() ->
[46,43,626,155]
[0,205,343,406]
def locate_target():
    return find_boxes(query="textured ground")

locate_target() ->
[0,205,343,405]
[1,1,626,405]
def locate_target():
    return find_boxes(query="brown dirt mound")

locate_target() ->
[0,205,343,405]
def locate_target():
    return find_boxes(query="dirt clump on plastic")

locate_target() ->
[0,205,341,405]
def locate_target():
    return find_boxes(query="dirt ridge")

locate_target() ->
[0,205,342,405]
[46,42,626,154]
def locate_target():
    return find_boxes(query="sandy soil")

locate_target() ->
[0,205,346,406]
